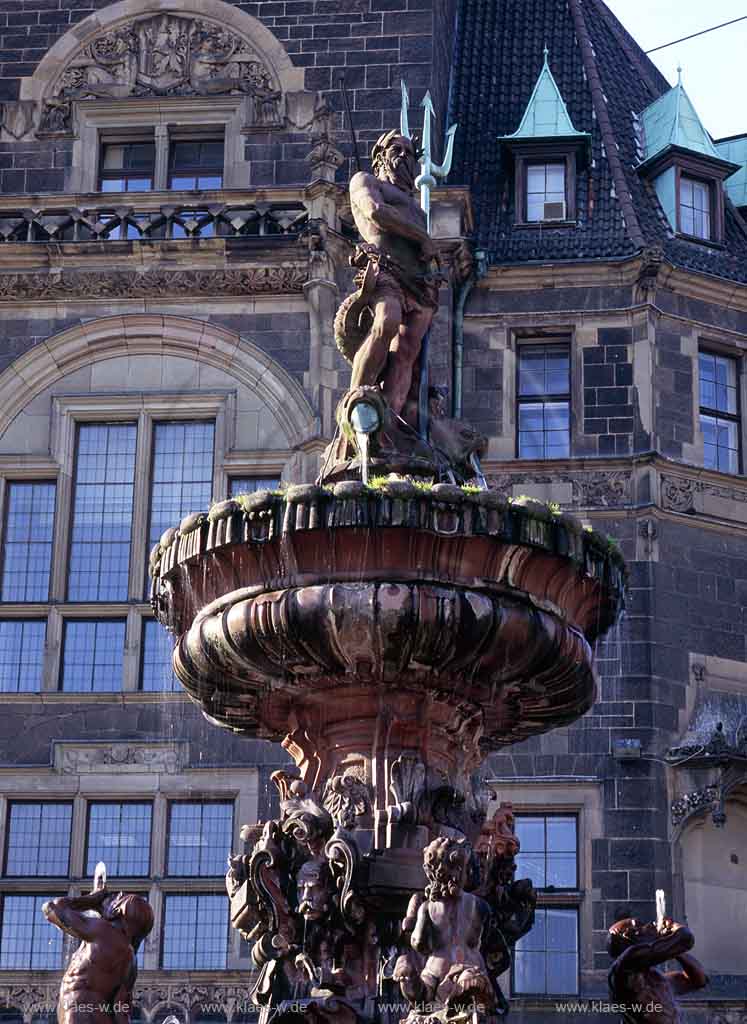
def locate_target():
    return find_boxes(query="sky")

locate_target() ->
[604,0,746,140]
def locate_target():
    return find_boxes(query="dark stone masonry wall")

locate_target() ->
[0,310,312,381]
[0,0,453,189]
[583,326,634,457]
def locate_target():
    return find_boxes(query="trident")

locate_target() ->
[400,80,457,438]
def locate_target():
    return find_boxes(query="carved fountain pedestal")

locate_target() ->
[151,479,625,1024]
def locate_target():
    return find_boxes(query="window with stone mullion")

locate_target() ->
[512,814,579,995]
[699,350,740,473]
[1,481,56,602]
[517,344,571,459]
[0,894,63,969]
[0,619,46,693]
[161,893,228,969]
[146,420,215,594]
[60,619,126,692]
[67,422,137,602]
[85,802,152,878]
[167,802,234,877]
[100,141,155,193]
[4,802,73,876]
[229,476,281,497]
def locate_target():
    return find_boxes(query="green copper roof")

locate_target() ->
[639,73,719,164]
[500,48,589,141]
[716,135,747,208]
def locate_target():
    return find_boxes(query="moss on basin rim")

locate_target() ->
[148,484,625,748]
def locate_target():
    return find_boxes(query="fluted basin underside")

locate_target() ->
[150,483,626,751]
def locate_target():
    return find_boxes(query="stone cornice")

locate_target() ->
[480,249,747,314]
[0,187,307,213]
[484,451,747,530]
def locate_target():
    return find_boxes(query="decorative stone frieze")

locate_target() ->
[54,742,188,774]
[0,265,308,302]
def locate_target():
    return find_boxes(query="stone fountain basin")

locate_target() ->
[150,482,625,750]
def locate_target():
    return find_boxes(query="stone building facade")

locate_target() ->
[0,1,745,1022]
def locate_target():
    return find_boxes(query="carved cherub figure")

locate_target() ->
[43,889,153,1024]
[607,916,708,1023]
[399,836,494,1016]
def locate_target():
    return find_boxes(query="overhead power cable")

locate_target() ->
[645,14,747,54]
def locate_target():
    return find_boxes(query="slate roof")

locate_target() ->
[449,0,747,283]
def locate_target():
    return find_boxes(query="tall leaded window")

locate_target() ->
[4,803,73,877]
[100,142,155,192]
[514,907,579,995]
[86,803,152,877]
[680,176,711,240]
[513,815,579,995]
[162,894,228,969]
[700,351,740,473]
[0,895,63,969]
[60,620,126,692]
[0,620,45,693]
[229,476,281,497]
[526,163,566,222]
[1,482,56,602]
[167,802,234,877]
[517,345,571,459]
[141,618,179,692]
[68,423,137,602]
[148,421,215,560]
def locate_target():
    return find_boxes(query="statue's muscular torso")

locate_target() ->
[349,171,430,280]
[58,924,133,1024]
[611,964,681,1024]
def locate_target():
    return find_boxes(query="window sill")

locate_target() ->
[534,889,584,905]
[0,691,189,702]
[515,219,577,229]
[675,231,726,249]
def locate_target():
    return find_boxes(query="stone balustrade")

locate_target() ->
[0,192,308,244]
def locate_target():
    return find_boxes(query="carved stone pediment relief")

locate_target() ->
[39,11,282,133]
[54,741,188,774]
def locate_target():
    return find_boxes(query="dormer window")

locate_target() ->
[637,74,738,246]
[679,176,711,240]
[527,162,566,222]
[499,49,589,229]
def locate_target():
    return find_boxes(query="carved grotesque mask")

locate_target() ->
[296,858,330,921]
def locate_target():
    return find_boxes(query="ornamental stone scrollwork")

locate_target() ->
[0,266,308,303]
[484,470,631,508]
[227,767,536,1024]
[54,742,187,774]
[667,722,747,828]
[661,475,698,513]
[572,470,631,507]
[40,12,283,134]
[0,985,55,1022]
